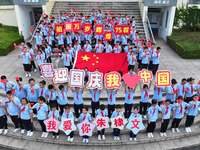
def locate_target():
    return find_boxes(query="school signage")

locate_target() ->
[143,0,177,6]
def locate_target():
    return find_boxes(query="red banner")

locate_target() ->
[55,24,64,34]
[72,22,81,32]
[114,25,123,35]
[95,25,103,35]
[64,22,73,32]
[83,24,92,34]
[74,51,128,75]
[122,25,131,35]
[104,31,113,41]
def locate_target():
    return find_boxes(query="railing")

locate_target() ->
[146,14,156,43]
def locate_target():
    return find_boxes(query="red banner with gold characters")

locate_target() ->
[55,24,64,34]
[95,25,103,35]
[122,25,131,35]
[114,25,123,35]
[72,22,81,32]
[64,22,73,32]
[104,31,113,41]
[83,24,92,34]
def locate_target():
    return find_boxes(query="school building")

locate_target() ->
[0,0,199,41]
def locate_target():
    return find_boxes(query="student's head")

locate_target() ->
[86,40,89,44]
[151,43,155,48]
[75,87,80,92]
[16,77,22,83]
[39,80,46,88]
[64,49,68,54]
[38,96,45,104]
[29,78,35,86]
[132,16,135,20]
[109,88,114,92]
[143,84,148,91]
[38,50,42,55]
[64,105,70,113]
[93,88,98,93]
[6,91,12,99]
[144,47,148,53]
[82,107,88,114]
[151,99,158,106]
[36,31,40,36]
[128,86,133,92]
[21,41,25,46]
[21,97,28,105]
[107,41,110,45]
[58,85,65,92]
[133,106,139,114]
[157,47,161,52]
[50,104,57,111]
[165,99,171,106]
[99,104,105,111]
[115,105,121,113]
[84,67,88,72]
[129,68,134,74]
[192,95,198,102]
[1,75,7,80]
[177,96,183,103]
[181,78,187,85]
[116,41,120,45]
[23,47,27,53]
[131,51,135,56]
[95,68,99,71]
[187,77,195,84]
[48,84,54,91]
[171,79,177,86]
[131,43,135,48]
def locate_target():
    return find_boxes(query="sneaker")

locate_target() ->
[116,137,120,141]
[185,127,189,133]
[33,114,36,118]
[129,137,133,141]
[70,137,74,142]
[188,127,191,133]
[147,133,151,138]
[175,128,180,132]
[85,139,89,143]
[40,75,43,78]
[75,118,78,122]
[44,132,48,138]
[13,128,20,133]
[98,135,101,141]
[3,129,8,135]
[143,115,147,119]
[28,73,31,77]
[34,69,37,73]
[114,136,117,141]
[82,138,86,143]
[160,132,164,137]
[108,119,111,122]
[56,135,59,139]
[27,131,30,136]
[21,129,25,134]
[0,129,3,134]
[67,136,70,141]
[163,133,167,137]
[29,132,34,136]
[172,128,175,133]
[93,117,95,121]
[102,135,105,140]
[133,138,137,141]
[41,132,45,138]
[52,135,55,139]
[26,74,29,78]
[150,133,154,138]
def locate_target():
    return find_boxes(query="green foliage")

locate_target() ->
[167,29,200,59]
[0,25,24,56]
[174,4,200,31]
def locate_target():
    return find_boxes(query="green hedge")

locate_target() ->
[0,25,24,56]
[167,29,200,59]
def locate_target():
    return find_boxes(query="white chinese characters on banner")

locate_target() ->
[39,63,55,78]
[69,69,84,87]
[87,71,103,89]
[54,68,69,83]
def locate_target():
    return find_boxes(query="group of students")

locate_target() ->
[17,5,161,78]
[0,74,200,143]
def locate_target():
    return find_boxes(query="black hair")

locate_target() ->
[143,84,148,89]
[132,16,135,19]
[84,67,88,70]
[21,97,28,103]
[99,104,105,110]
[133,106,139,110]
[16,77,22,82]
[64,105,70,109]
[38,96,45,102]
[132,43,135,46]
[187,77,195,82]
[151,43,155,46]
[50,103,57,109]
[165,99,171,103]
[171,79,177,84]
[152,99,157,105]
[39,80,46,85]
[115,104,121,109]
[83,107,88,111]
[48,84,54,90]
[1,75,6,79]
[192,94,197,99]
[29,78,35,83]
[144,47,148,50]
[6,91,12,95]
[182,78,187,82]
[157,47,161,50]
[58,85,64,90]
[177,96,183,100]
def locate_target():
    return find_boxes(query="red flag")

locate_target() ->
[97,2,99,5]
[162,100,165,105]
[30,28,34,32]
[90,7,93,9]
[74,51,128,75]
[74,9,77,12]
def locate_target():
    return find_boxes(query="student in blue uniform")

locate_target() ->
[185,77,196,103]
[176,78,187,99]
[48,104,60,139]
[165,79,178,104]
[35,50,45,77]
[11,97,34,136]
[139,80,152,118]
[59,49,73,71]
[79,107,92,143]
[151,47,161,76]
[111,105,124,141]
[95,104,108,141]
[0,99,8,135]
[13,77,26,100]
[106,88,119,118]
[147,99,162,138]
[128,51,137,71]
[28,96,49,138]
[62,105,74,142]
[0,75,15,92]
[70,86,85,121]
[30,31,43,49]
[84,67,90,83]
[83,40,92,52]
[124,84,138,118]
[152,84,166,106]
[38,80,47,98]
[56,33,66,52]
[89,88,101,120]
[141,47,150,69]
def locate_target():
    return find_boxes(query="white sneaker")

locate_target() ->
[33,114,36,118]
[172,128,175,133]
[3,129,8,135]
[13,128,20,133]
[185,127,189,133]
[85,139,89,143]
[40,75,43,78]
[160,132,164,137]
[130,137,133,141]
[56,135,59,139]
[102,135,105,140]
[98,135,101,141]
[175,128,180,132]
[41,132,45,138]
[44,132,48,138]
[26,74,29,78]
[143,115,147,119]
[21,129,25,134]
[34,69,37,73]
[0,129,3,134]
[52,135,55,139]
[82,138,86,143]
[67,136,70,141]
[75,118,78,122]
[117,137,120,141]
[29,132,33,136]
[188,127,191,133]
[147,133,151,138]
[114,136,117,141]
[150,133,154,138]
[28,73,31,77]
[133,138,137,141]
[27,131,30,136]
[163,133,167,137]
[70,137,74,142]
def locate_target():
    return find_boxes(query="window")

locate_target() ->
[165,11,169,28]
[29,11,34,26]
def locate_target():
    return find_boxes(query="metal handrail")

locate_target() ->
[146,15,156,43]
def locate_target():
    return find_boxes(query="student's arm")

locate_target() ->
[29,58,31,65]
[30,32,34,38]
[88,89,92,92]
[28,104,34,110]
[4,107,8,116]
[81,86,85,93]
[133,83,138,92]
[66,84,69,91]
[70,59,74,66]
[125,84,127,93]
[47,78,49,88]
[139,80,143,91]
[115,89,119,93]
[161,109,164,123]
[69,86,74,92]
[154,84,156,90]
[11,99,19,106]
[46,111,48,118]
[172,110,175,119]
[8,84,14,91]
[106,88,108,93]
[148,57,150,65]
[148,80,152,89]
[163,86,167,92]
[30,113,33,123]
[148,114,150,124]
